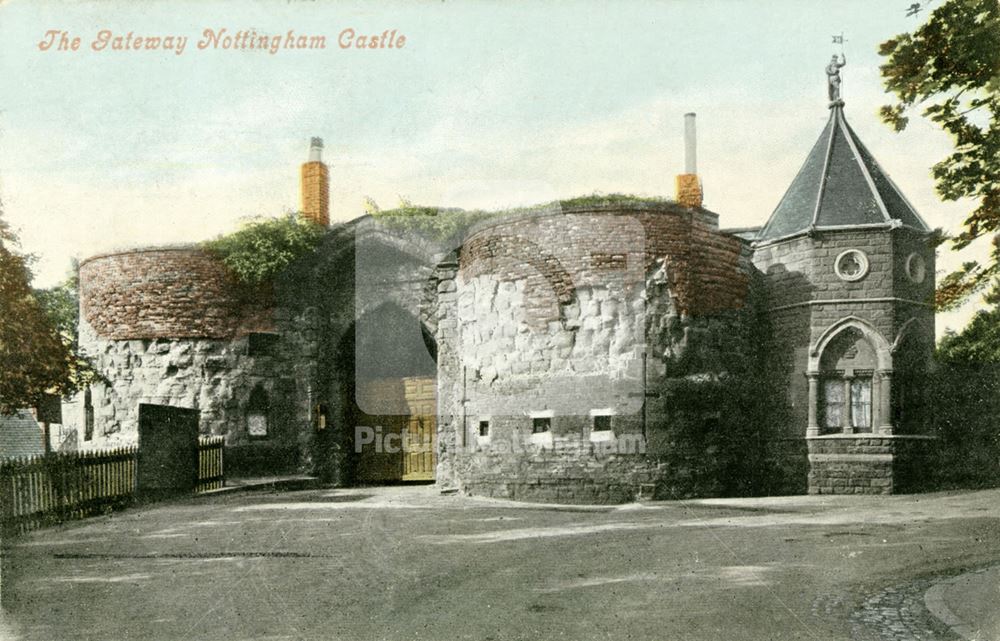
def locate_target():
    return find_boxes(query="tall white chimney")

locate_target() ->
[676,112,703,208]
[684,113,697,174]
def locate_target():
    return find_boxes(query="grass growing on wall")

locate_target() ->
[369,193,677,244]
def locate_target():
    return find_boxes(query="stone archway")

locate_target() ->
[336,302,438,484]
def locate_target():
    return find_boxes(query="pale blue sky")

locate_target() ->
[0,0,984,334]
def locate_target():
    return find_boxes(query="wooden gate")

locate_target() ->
[402,377,435,481]
[355,376,436,483]
[137,404,199,497]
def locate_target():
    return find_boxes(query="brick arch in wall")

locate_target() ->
[458,233,578,327]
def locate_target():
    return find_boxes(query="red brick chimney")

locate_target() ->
[300,137,329,226]
[675,113,703,208]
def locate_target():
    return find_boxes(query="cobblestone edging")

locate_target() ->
[842,570,989,641]
[850,580,958,640]
[923,564,1000,641]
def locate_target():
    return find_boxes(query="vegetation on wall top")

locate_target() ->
[202,214,326,285]
[367,193,676,245]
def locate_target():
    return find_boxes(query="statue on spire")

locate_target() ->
[826,53,846,104]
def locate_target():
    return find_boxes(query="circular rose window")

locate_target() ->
[905,252,926,284]
[834,249,870,282]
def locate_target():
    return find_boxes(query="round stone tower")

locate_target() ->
[433,199,754,502]
[77,245,315,475]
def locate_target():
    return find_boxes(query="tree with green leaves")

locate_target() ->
[936,280,1000,363]
[879,0,1000,311]
[35,261,94,392]
[0,211,75,415]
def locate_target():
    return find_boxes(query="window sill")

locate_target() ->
[529,431,553,447]
[806,432,935,440]
[589,430,615,443]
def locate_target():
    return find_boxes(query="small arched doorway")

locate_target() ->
[337,302,438,483]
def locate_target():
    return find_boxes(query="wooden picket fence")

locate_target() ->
[0,438,225,536]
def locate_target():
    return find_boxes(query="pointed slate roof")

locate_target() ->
[756,103,929,242]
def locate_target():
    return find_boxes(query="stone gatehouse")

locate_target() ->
[70,94,936,502]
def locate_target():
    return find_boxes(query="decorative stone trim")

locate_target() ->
[808,453,893,462]
[806,433,937,440]
[905,252,926,284]
[834,249,870,282]
[768,297,934,312]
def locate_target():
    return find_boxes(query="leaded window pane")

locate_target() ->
[851,378,872,429]
[822,379,844,429]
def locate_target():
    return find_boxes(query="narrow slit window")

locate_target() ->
[84,389,94,442]
[478,420,490,437]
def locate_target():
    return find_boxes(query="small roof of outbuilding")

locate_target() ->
[0,410,44,460]
[756,103,929,243]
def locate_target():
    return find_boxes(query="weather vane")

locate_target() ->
[906,1,935,17]
[827,33,847,105]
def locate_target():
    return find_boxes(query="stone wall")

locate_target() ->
[807,435,935,494]
[753,226,937,493]
[78,247,318,475]
[77,306,318,473]
[436,203,756,502]
[753,228,937,438]
[80,246,273,340]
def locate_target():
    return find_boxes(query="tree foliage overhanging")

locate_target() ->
[936,280,1000,364]
[34,263,95,392]
[0,214,76,415]
[879,0,1000,310]
[202,214,326,285]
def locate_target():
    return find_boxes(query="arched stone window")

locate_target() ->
[808,317,893,437]
[247,384,270,439]
[817,328,875,434]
